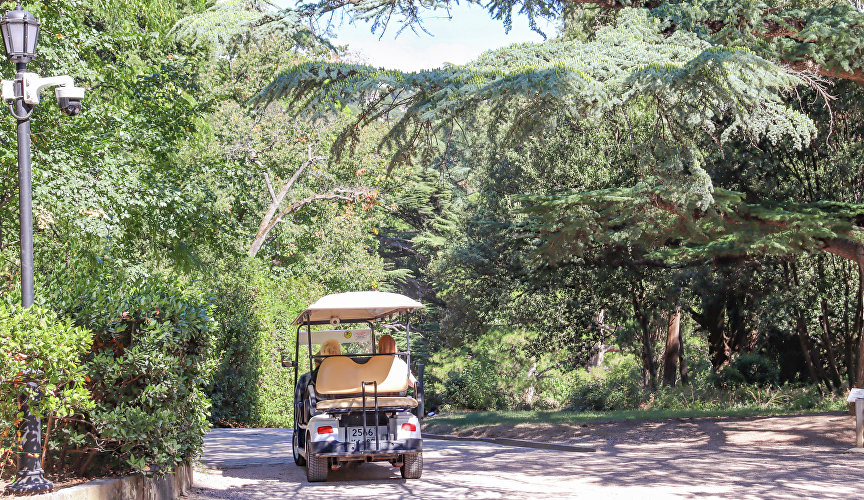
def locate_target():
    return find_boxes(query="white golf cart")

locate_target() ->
[288,291,425,482]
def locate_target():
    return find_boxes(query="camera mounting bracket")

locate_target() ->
[1,72,84,105]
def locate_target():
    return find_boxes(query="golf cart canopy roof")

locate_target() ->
[293,291,424,325]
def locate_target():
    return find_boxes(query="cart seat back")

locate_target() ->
[316,396,418,410]
[316,355,410,395]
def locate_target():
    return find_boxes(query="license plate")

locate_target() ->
[347,426,385,442]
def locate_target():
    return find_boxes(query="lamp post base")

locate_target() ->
[4,467,54,494]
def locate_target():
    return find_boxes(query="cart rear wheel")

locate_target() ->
[306,450,328,482]
[292,429,306,466]
[400,452,422,479]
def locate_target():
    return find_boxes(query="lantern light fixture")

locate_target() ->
[0,2,40,64]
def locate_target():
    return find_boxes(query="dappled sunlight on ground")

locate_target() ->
[190,413,864,499]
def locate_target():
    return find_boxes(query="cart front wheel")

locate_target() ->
[292,429,306,466]
[401,452,423,479]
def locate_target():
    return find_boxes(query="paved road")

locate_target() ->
[190,425,864,499]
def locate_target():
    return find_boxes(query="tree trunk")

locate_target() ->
[796,311,822,388]
[589,309,618,370]
[856,264,864,387]
[726,293,745,353]
[790,261,831,390]
[639,320,657,391]
[844,262,854,387]
[525,361,537,408]
[631,284,657,390]
[849,262,862,387]
[662,306,681,387]
[679,328,690,385]
[817,259,843,388]
[249,190,365,257]
[692,297,728,371]
[588,342,611,370]
[745,310,759,353]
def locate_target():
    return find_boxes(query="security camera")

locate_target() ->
[0,73,85,120]
[55,85,84,116]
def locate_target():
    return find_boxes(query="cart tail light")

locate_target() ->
[401,423,416,432]
[318,426,334,434]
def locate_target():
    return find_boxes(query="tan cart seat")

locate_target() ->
[316,355,411,395]
[316,396,418,410]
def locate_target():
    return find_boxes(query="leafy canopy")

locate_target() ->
[259,9,814,208]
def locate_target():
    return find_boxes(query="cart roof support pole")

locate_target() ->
[294,325,302,391]
[405,312,412,368]
[307,317,313,373]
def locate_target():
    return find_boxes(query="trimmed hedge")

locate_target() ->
[49,274,214,475]
[206,262,322,428]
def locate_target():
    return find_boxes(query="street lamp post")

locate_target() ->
[2,2,84,495]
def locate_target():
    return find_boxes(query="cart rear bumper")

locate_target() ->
[309,438,422,456]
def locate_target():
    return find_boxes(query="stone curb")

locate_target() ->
[197,460,294,471]
[423,433,597,453]
[6,462,192,500]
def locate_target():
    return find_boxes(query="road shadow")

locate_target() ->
[191,414,864,499]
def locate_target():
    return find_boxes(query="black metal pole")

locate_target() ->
[16,62,33,309]
[5,62,53,495]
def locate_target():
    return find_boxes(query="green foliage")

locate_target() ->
[569,355,642,411]
[93,0,209,32]
[302,0,864,87]
[0,302,92,477]
[436,357,510,410]
[713,353,780,388]
[0,302,93,419]
[428,328,569,410]
[206,260,323,428]
[564,352,841,413]
[171,0,324,57]
[263,8,813,203]
[206,264,266,426]
[251,275,307,428]
[52,273,215,474]
[653,1,864,79]
[522,184,864,265]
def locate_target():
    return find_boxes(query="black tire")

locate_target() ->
[292,429,306,466]
[306,451,328,482]
[401,452,422,479]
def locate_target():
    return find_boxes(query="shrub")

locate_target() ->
[568,354,642,411]
[53,274,215,475]
[439,358,509,410]
[204,261,323,428]
[0,301,92,478]
[713,353,780,388]
[428,328,573,411]
[206,265,265,426]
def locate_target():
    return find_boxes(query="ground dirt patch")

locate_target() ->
[423,411,857,452]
